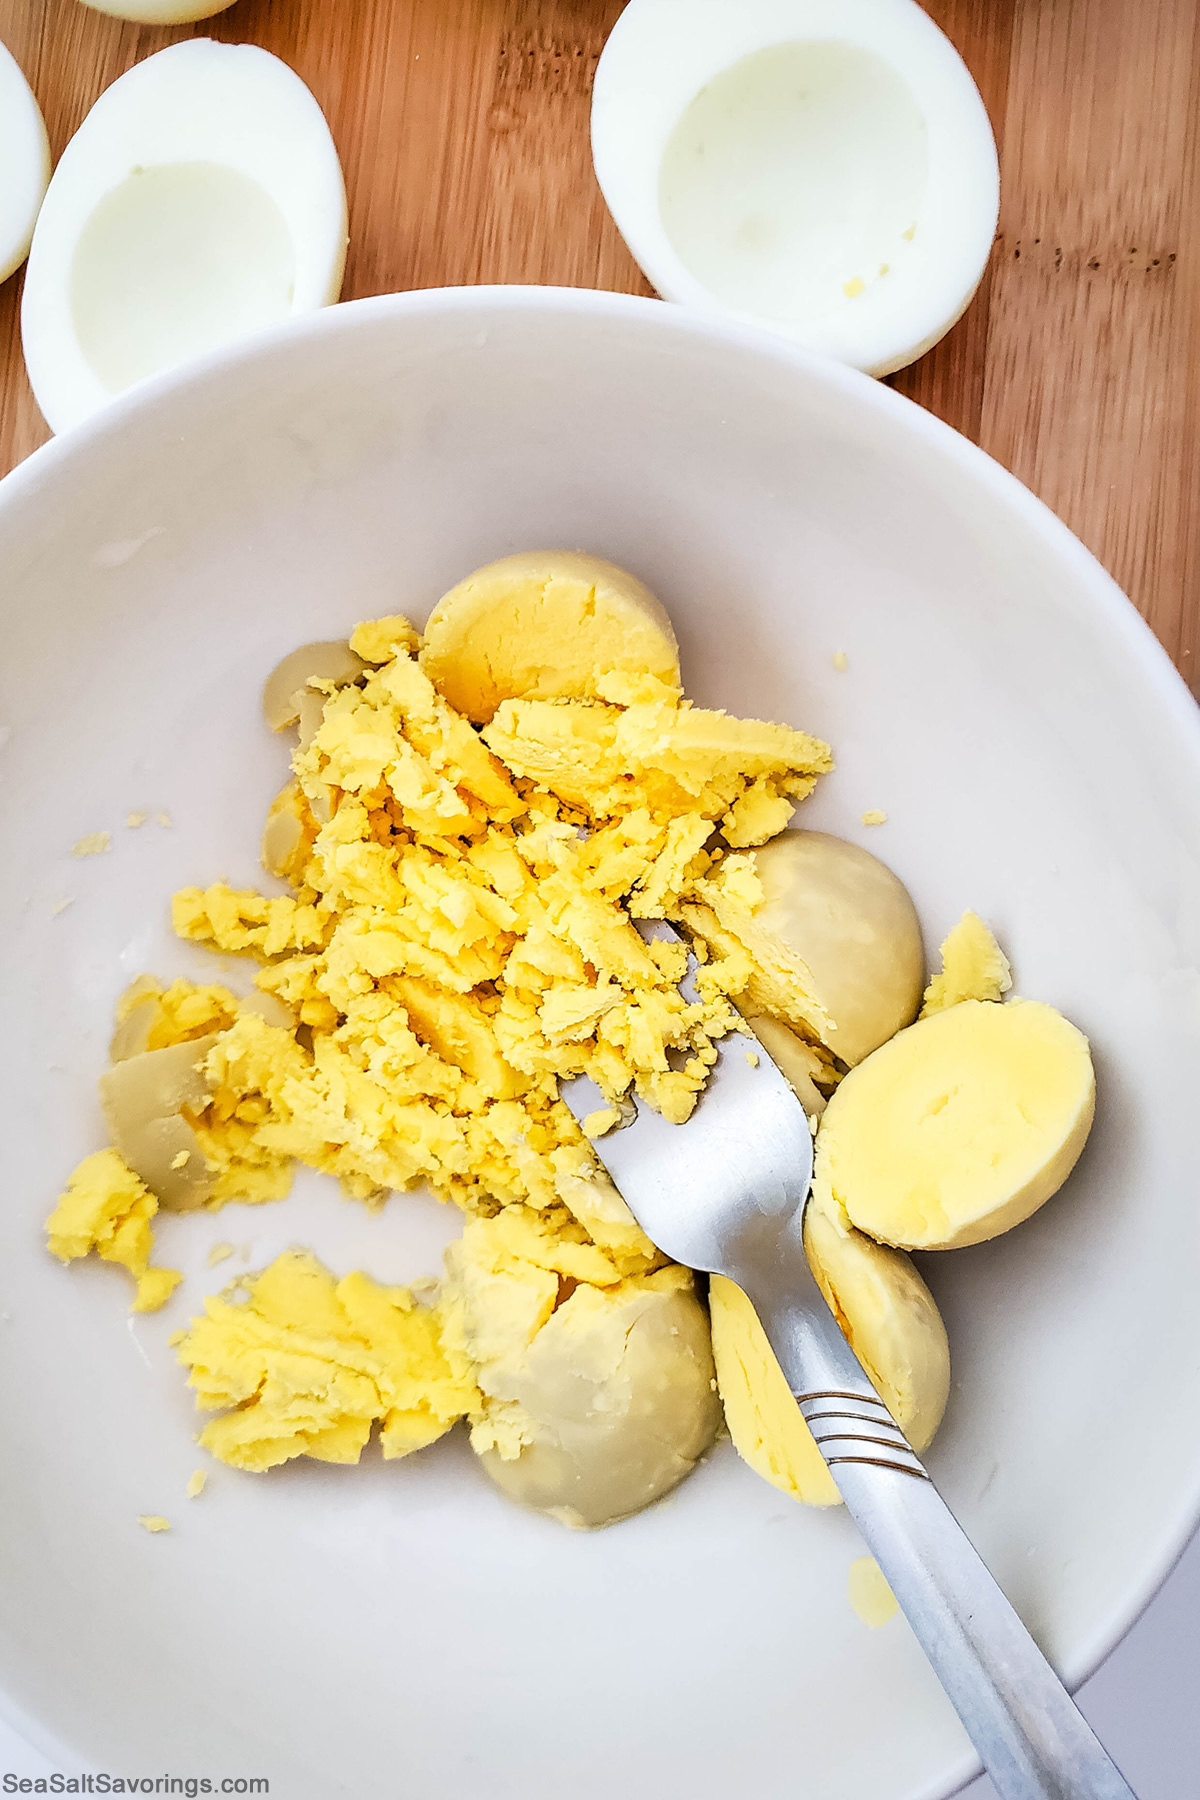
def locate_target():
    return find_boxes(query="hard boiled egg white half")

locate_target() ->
[22,40,347,435]
[592,0,999,376]
[0,39,50,284]
[82,0,237,21]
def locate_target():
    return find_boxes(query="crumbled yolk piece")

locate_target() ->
[921,909,1012,1015]
[348,614,420,664]
[45,1149,182,1313]
[113,974,242,1049]
[848,1556,898,1626]
[71,831,111,857]
[138,1515,170,1533]
[176,1249,479,1471]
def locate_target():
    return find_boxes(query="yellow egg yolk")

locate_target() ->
[45,1148,182,1312]
[176,1249,478,1472]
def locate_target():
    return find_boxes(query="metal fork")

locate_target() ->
[561,921,1137,1800]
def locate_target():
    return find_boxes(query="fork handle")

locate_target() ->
[757,1291,1139,1800]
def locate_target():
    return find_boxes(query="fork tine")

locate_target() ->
[559,920,817,1284]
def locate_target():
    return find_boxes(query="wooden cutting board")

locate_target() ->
[3,0,1198,695]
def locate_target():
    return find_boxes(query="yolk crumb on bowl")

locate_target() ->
[45,1148,182,1312]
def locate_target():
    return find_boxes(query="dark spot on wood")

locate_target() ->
[499,25,608,98]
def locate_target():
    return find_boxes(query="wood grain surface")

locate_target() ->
[3,0,1199,692]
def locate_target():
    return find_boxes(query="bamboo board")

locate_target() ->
[2,0,1198,692]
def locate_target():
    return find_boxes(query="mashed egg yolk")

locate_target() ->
[176,1249,478,1471]
[48,595,832,1495]
[165,638,830,1212]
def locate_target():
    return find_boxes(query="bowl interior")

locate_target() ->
[3,289,1200,1800]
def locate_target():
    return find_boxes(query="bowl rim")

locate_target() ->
[3,280,1199,1771]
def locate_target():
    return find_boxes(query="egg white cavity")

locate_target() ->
[660,41,928,327]
[0,40,51,285]
[22,40,347,434]
[72,164,295,392]
[592,0,1000,376]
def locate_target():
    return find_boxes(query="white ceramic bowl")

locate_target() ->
[3,288,1199,1800]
